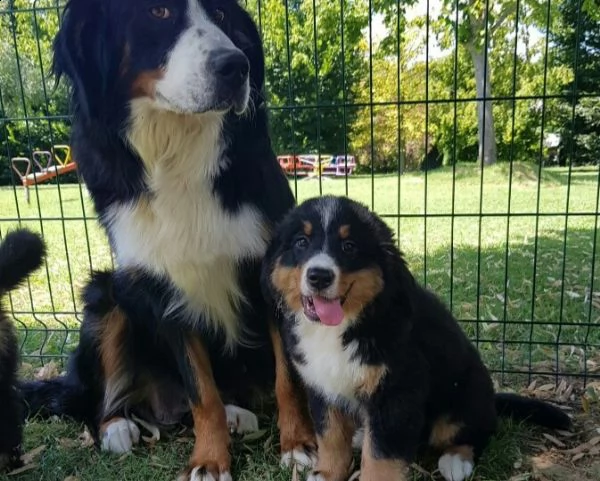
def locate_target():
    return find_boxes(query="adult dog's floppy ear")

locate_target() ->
[53,0,116,120]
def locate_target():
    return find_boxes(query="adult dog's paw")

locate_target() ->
[100,418,140,454]
[224,404,259,434]
[178,466,232,481]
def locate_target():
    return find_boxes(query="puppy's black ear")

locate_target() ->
[53,0,116,119]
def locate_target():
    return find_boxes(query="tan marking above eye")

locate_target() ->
[150,6,171,19]
[303,221,313,236]
[339,224,350,239]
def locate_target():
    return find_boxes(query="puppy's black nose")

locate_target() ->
[211,49,250,90]
[307,267,335,290]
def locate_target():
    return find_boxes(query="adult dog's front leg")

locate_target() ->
[269,324,317,470]
[178,336,231,481]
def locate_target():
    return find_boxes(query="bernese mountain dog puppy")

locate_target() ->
[0,229,46,472]
[261,195,572,481]
[21,0,315,479]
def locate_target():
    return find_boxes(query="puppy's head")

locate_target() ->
[54,0,264,119]
[263,196,414,327]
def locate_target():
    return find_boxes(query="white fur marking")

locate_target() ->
[115,103,268,347]
[101,418,140,454]
[438,453,474,481]
[352,427,365,449]
[307,473,326,481]
[319,197,339,231]
[280,448,316,471]
[292,317,367,406]
[224,404,259,433]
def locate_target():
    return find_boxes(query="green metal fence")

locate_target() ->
[1,0,599,386]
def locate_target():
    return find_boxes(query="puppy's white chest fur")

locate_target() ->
[106,101,268,346]
[292,317,369,405]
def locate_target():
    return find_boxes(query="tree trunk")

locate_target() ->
[468,44,497,166]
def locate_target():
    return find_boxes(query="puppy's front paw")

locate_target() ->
[438,453,474,481]
[100,418,140,454]
[280,446,317,472]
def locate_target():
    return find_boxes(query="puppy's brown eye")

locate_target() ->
[215,9,225,22]
[294,236,309,250]
[341,240,356,255]
[150,6,171,19]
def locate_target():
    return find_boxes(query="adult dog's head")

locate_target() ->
[262,196,415,327]
[54,0,263,120]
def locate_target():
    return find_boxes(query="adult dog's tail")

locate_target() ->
[495,392,571,430]
[0,229,46,296]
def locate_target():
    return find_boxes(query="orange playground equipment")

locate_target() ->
[11,145,77,203]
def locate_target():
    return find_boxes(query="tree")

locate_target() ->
[247,0,369,155]
[551,0,600,165]
[0,0,70,185]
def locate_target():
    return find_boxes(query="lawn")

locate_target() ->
[1,162,599,480]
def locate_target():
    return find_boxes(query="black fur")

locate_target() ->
[262,196,572,480]
[22,0,296,457]
[0,229,46,471]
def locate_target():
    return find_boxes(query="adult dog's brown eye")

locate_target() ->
[341,240,356,255]
[294,236,309,250]
[150,7,171,19]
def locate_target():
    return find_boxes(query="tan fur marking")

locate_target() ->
[356,364,388,397]
[314,408,354,481]
[99,308,127,379]
[185,337,231,476]
[98,308,129,415]
[429,418,464,449]
[303,221,313,236]
[339,267,384,319]
[446,444,474,461]
[360,424,409,481]
[131,69,164,98]
[271,261,303,312]
[339,224,350,239]
[269,324,316,453]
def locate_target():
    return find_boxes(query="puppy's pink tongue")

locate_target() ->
[312,296,344,326]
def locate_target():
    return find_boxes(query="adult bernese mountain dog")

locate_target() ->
[0,229,46,472]
[21,0,316,479]
[261,195,572,481]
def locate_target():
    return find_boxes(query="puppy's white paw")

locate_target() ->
[101,418,140,454]
[186,467,232,481]
[224,404,259,434]
[306,473,325,481]
[280,447,316,471]
[438,453,474,481]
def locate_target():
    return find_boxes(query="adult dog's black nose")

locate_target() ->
[307,267,335,290]
[211,49,250,90]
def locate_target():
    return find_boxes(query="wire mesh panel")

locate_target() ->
[0,0,599,385]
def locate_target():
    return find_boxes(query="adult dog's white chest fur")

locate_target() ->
[292,316,370,406]
[105,101,268,346]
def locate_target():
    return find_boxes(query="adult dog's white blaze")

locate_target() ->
[154,0,249,114]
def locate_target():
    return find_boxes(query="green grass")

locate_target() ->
[1,162,596,480]
[5,414,536,481]
[1,162,599,375]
